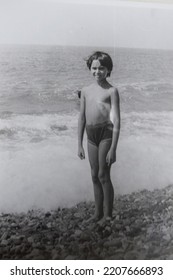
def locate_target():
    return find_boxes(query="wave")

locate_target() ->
[122,111,173,137]
[118,80,173,95]
[0,130,173,213]
[0,112,77,144]
[0,110,173,145]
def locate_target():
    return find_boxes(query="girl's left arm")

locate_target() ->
[110,88,120,153]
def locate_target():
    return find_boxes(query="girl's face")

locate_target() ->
[90,59,108,82]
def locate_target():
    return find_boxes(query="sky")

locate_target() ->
[0,0,173,49]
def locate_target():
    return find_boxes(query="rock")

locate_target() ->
[1,232,8,240]
[115,215,120,221]
[25,249,45,259]
[108,254,124,260]
[14,245,23,254]
[10,235,25,245]
[51,249,60,260]
[74,213,82,219]
[114,223,122,230]
[20,245,29,255]
[11,223,17,228]
[45,212,51,218]
[80,232,92,242]
[0,185,173,260]
[163,233,171,242]
[124,250,139,260]
[27,236,34,243]
[1,240,9,246]
[104,238,122,248]
[32,242,41,249]
[46,222,52,229]
[166,254,173,260]
[74,229,82,236]
[125,226,131,232]
[65,255,77,260]
[123,219,131,226]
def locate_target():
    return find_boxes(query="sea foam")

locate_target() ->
[0,112,173,213]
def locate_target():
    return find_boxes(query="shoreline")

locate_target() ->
[0,185,173,260]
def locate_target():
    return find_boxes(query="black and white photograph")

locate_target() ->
[0,0,173,261]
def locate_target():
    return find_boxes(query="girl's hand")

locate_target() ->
[78,146,85,160]
[106,149,116,166]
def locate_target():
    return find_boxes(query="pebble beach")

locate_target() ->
[0,185,173,260]
[1,46,173,262]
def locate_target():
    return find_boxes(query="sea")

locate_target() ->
[0,45,173,212]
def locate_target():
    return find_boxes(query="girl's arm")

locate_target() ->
[110,88,120,152]
[78,89,86,159]
[106,88,120,165]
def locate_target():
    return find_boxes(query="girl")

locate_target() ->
[78,51,120,225]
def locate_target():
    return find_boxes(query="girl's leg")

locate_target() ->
[87,142,104,220]
[98,140,114,220]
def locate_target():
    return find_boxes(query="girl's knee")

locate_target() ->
[91,169,99,184]
[98,170,110,184]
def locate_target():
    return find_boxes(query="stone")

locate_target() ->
[46,222,52,229]
[45,212,51,218]
[74,229,82,236]
[27,249,44,258]
[163,233,171,242]
[114,223,122,230]
[108,253,124,260]
[0,185,173,260]
[51,249,60,260]
[27,236,35,243]
[104,238,122,248]
[166,254,173,260]
[74,213,82,218]
[124,250,139,260]
[1,240,8,246]
[65,255,77,260]
[115,215,120,221]
[1,232,8,240]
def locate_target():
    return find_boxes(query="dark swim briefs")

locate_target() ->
[86,121,113,147]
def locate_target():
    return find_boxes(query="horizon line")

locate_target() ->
[0,43,173,51]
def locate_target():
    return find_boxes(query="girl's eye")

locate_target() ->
[92,67,104,70]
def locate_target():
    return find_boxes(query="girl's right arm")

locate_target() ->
[78,89,86,159]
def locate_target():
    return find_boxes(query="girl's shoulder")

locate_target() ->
[108,85,119,95]
[81,84,95,95]
[78,84,95,99]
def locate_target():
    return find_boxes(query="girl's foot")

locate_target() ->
[97,216,112,227]
[83,213,103,225]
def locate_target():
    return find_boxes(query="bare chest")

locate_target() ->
[85,91,111,107]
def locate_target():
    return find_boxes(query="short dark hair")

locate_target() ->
[86,51,113,77]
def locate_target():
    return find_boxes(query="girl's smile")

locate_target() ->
[90,60,108,82]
